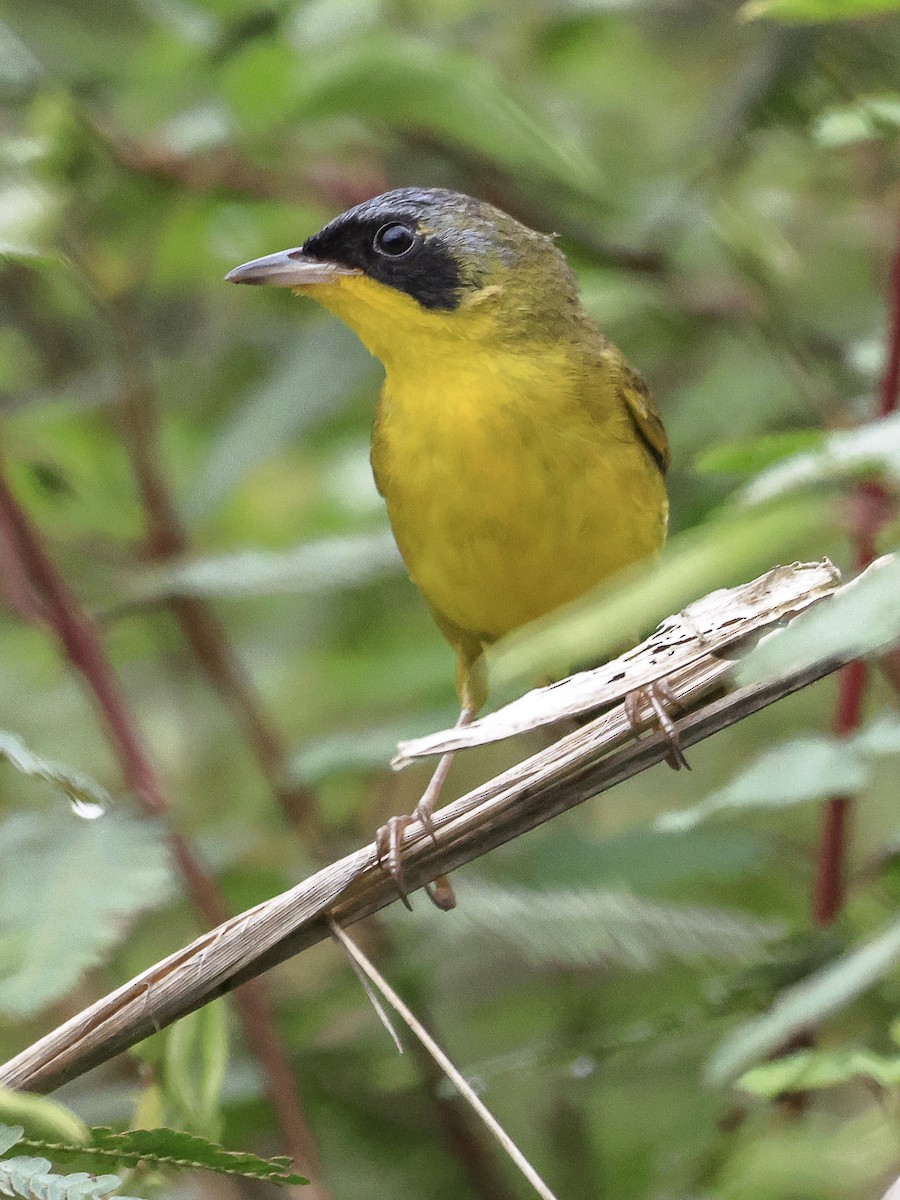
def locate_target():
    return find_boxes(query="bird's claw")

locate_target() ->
[425,873,457,911]
[623,678,690,770]
[375,800,458,911]
[375,814,416,910]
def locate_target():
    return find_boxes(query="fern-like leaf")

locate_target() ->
[413,882,782,970]
[0,1157,137,1200]
[18,1128,307,1187]
[0,1130,138,1200]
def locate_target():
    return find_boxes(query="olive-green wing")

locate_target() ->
[615,360,670,474]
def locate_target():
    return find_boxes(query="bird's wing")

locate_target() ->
[615,359,670,474]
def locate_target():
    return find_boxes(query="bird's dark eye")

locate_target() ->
[373,223,418,257]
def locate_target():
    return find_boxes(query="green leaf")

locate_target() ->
[27,1128,308,1186]
[853,712,900,755]
[0,811,172,1017]
[0,1092,87,1147]
[814,95,900,147]
[163,1003,229,1138]
[707,917,900,1083]
[503,826,772,891]
[738,1047,900,1096]
[696,429,825,477]
[741,0,900,20]
[0,21,43,92]
[0,730,111,817]
[160,102,234,155]
[656,714,900,832]
[737,553,900,687]
[657,737,867,832]
[218,42,299,133]
[0,182,60,259]
[414,883,782,971]
[490,494,827,686]
[124,529,402,603]
[739,411,900,505]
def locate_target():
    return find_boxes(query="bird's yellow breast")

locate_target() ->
[369,334,667,645]
[303,271,666,653]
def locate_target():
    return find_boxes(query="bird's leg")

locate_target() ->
[376,706,475,911]
[623,678,689,770]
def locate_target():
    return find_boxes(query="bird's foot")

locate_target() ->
[375,745,462,911]
[375,805,457,912]
[623,678,690,770]
[375,709,476,910]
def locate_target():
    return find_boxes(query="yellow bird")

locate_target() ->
[227,188,669,903]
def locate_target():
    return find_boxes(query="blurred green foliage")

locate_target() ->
[2,0,900,1197]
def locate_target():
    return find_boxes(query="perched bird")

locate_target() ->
[227,187,669,904]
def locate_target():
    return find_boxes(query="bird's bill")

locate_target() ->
[225,249,361,288]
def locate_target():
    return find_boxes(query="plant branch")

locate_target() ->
[813,215,900,926]
[88,116,386,213]
[0,567,878,1096]
[0,459,330,1196]
[0,495,44,624]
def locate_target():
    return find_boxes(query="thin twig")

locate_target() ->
[366,917,521,1200]
[83,112,387,213]
[0,460,330,1196]
[813,216,900,925]
[336,937,404,1055]
[0,609,872,1096]
[405,1032,521,1200]
[330,920,558,1200]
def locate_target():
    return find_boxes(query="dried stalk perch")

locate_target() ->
[0,556,891,1096]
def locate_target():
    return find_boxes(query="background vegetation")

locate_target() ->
[2,0,900,1196]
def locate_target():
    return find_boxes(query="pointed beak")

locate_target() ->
[225,249,361,288]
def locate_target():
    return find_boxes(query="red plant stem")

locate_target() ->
[0,510,45,624]
[878,224,900,421]
[0,459,330,1196]
[812,217,900,926]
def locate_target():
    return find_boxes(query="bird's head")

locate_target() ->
[226,187,583,369]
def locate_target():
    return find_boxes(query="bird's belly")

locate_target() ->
[375,393,666,642]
